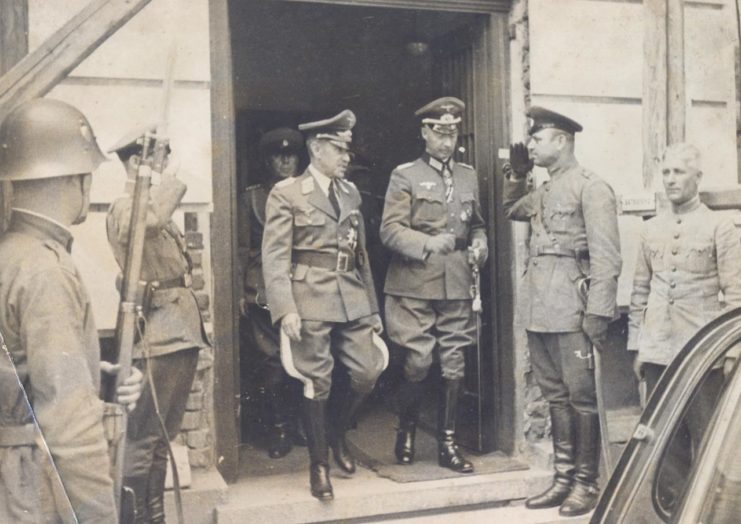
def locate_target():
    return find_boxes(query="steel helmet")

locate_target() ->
[0,98,107,181]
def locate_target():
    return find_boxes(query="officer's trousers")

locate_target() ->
[281,315,385,401]
[124,347,199,479]
[385,295,474,383]
[527,330,597,414]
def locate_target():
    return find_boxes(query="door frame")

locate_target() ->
[209,0,513,481]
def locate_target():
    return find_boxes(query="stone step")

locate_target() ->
[215,466,553,524]
[164,468,228,524]
[397,503,592,524]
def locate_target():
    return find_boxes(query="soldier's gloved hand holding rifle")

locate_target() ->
[583,314,609,352]
[100,362,143,412]
[504,142,534,180]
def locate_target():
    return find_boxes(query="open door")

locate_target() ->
[431,17,499,452]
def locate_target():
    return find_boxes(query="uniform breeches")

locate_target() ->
[385,295,475,383]
[527,331,597,414]
[241,305,284,390]
[124,347,199,478]
[280,315,385,401]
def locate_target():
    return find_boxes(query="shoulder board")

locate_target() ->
[395,161,415,171]
[458,162,475,170]
[275,177,297,189]
[300,176,314,194]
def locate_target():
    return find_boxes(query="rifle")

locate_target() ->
[106,49,176,522]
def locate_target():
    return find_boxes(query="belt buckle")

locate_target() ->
[183,274,193,288]
[336,252,350,272]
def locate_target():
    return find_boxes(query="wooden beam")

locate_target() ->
[667,0,686,143]
[0,0,152,122]
[643,0,668,189]
[209,0,240,484]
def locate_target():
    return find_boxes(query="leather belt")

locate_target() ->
[454,238,468,251]
[293,251,356,272]
[0,423,36,447]
[151,274,192,290]
[530,245,578,258]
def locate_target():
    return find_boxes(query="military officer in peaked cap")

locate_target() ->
[0,98,143,523]
[106,123,211,523]
[240,127,306,459]
[381,97,488,474]
[262,110,387,501]
[503,106,621,516]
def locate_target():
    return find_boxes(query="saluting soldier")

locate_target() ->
[240,127,306,458]
[380,97,487,474]
[0,98,142,523]
[107,126,211,523]
[262,110,386,501]
[629,143,741,453]
[503,107,621,517]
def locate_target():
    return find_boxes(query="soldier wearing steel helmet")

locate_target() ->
[106,124,211,524]
[380,97,488,474]
[261,110,387,501]
[0,98,142,523]
[503,106,621,517]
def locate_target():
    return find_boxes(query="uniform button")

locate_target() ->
[676,218,682,225]
[673,232,680,239]
[670,281,676,288]
[533,259,539,266]
[668,298,674,305]
[671,248,678,255]
[450,213,455,217]
[545,185,550,191]
[671,266,677,272]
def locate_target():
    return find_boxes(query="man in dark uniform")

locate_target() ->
[0,98,142,523]
[503,107,622,516]
[107,125,211,523]
[240,127,306,458]
[380,97,488,473]
[262,110,387,501]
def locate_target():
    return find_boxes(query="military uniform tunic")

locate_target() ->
[628,198,741,366]
[0,211,116,523]
[262,169,386,400]
[503,160,621,413]
[380,155,487,382]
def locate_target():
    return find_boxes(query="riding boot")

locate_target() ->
[437,379,474,473]
[147,453,168,524]
[302,398,333,501]
[394,380,424,465]
[266,386,293,459]
[560,412,601,517]
[123,475,149,524]
[526,405,576,509]
[330,389,367,474]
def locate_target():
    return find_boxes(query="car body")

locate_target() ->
[592,306,741,523]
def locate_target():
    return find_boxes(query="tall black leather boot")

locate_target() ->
[526,405,576,509]
[560,412,600,517]
[394,380,424,465]
[330,390,367,474]
[266,386,293,459]
[147,452,168,524]
[437,379,474,473]
[302,398,333,501]
[123,475,149,524]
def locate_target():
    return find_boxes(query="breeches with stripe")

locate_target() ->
[280,314,387,400]
[385,295,475,383]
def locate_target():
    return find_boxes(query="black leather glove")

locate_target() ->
[582,314,609,351]
[508,142,533,178]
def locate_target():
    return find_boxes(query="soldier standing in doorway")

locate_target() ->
[380,97,488,474]
[0,98,143,523]
[107,126,211,523]
[239,127,307,458]
[503,107,622,517]
[262,110,387,501]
